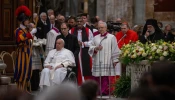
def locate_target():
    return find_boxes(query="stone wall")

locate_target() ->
[144,0,175,27]
[96,0,175,28]
[96,0,134,26]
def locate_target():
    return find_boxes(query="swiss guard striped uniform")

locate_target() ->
[14,27,33,91]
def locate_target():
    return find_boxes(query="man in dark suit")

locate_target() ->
[55,22,80,76]
[36,12,51,69]
[36,12,50,41]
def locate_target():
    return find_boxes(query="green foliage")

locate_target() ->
[120,56,131,65]
[113,75,131,98]
[120,40,175,65]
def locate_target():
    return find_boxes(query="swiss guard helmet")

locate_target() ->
[15,5,31,23]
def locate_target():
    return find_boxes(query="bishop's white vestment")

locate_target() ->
[88,33,121,76]
[39,48,75,88]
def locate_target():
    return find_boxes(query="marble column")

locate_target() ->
[69,0,78,16]
[88,0,96,18]
[96,0,106,21]
[84,0,88,13]
[133,0,145,25]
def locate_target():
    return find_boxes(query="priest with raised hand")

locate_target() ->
[89,21,121,96]
[39,39,76,89]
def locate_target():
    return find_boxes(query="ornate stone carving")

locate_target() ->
[127,60,151,91]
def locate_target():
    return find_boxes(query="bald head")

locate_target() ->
[56,39,65,50]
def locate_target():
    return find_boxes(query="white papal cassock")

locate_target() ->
[88,33,121,76]
[39,48,75,88]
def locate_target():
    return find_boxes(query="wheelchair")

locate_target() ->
[62,66,77,84]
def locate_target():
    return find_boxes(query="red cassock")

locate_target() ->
[116,30,138,49]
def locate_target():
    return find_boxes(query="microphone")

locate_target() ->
[99,36,107,45]
[117,34,127,44]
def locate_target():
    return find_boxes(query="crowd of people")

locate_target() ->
[1,5,175,100]
[1,61,175,100]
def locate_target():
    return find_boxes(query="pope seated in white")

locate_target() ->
[39,39,76,88]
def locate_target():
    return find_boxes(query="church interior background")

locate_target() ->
[0,0,175,53]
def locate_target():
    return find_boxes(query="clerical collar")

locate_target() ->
[20,24,26,29]
[52,27,59,33]
[101,32,108,37]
